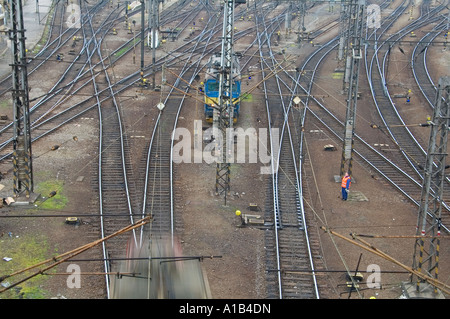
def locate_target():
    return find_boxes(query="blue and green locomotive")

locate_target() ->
[204,53,241,123]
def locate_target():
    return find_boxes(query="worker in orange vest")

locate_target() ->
[341,172,351,201]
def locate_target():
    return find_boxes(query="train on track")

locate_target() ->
[203,52,241,123]
[111,235,211,299]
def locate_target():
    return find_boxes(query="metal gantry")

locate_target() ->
[337,0,351,74]
[411,76,450,297]
[214,0,241,204]
[148,0,161,89]
[139,0,145,85]
[9,0,33,197]
[339,0,365,178]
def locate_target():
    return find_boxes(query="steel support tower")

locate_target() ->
[139,0,145,85]
[148,0,161,89]
[408,76,450,298]
[339,0,365,178]
[9,0,33,197]
[337,0,350,75]
[214,0,237,205]
[296,0,307,41]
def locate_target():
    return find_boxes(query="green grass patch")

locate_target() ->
[241,93,253,102]
[0,99,12,113]
[0,233,52,299]
[30,5,55,55]
[34,179,67,210]
[114,38,140,59]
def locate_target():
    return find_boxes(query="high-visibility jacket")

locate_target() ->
[341,176,351,189]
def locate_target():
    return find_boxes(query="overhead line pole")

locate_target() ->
[214,0,241,205]
[337,0,350,75]
[339,0,365,178]
[275,0,365,178]
[406,76,450,299]
[148,0,160,89]
[9,0,34,199]
[140,0,145,85]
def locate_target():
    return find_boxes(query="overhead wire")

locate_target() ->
[302,131,347,296]
[0,216,151,294]
[322,226,450,295]
[301,131,364,298]
[253,32,447,297]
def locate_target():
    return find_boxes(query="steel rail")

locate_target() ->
[366,0,443,172]
[141,0,268,242]
[411,19,448,108]
[0,0,71,95]
[141,5,219,245]
[122,2,265,297]
[383,15,450,191]
[0,0,120,157]
[283,2,450,232]
[96,0,209,297]
[264,18,321,300]
[379,3,446,163]
[47,0,187,297]
[78,0,126,299]
[254,5,282,299]
[254,2,321,299]
[0,1,207,158]
[365,1,450,209]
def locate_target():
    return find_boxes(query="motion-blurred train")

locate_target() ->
[204,52,241,123]
[111,234,211,299]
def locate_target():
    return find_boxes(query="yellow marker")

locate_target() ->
[235,210,241,216]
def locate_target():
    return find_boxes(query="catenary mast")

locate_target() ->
[214,0,245,204]
[404,77,450,299]
[339,0,365,178]
[9,0,34,198]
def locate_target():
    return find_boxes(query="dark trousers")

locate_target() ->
[342,187,348,200]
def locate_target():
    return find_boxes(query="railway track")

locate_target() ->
[1,0,448,299]
[365,0,450,212]
[103,0,270,297]
[412,19,448,108]
[0,0,216,298]
[295,0,450,232]
[107,0,290,298]
[253,0,439,299]
[0,1,215,163]
[250,2,323,299]
[97,1,214,297]
[0,0,72,96]
[63,0,141,298]
[366,0,443,179]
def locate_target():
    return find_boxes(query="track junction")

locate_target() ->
[0,0,448,299]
